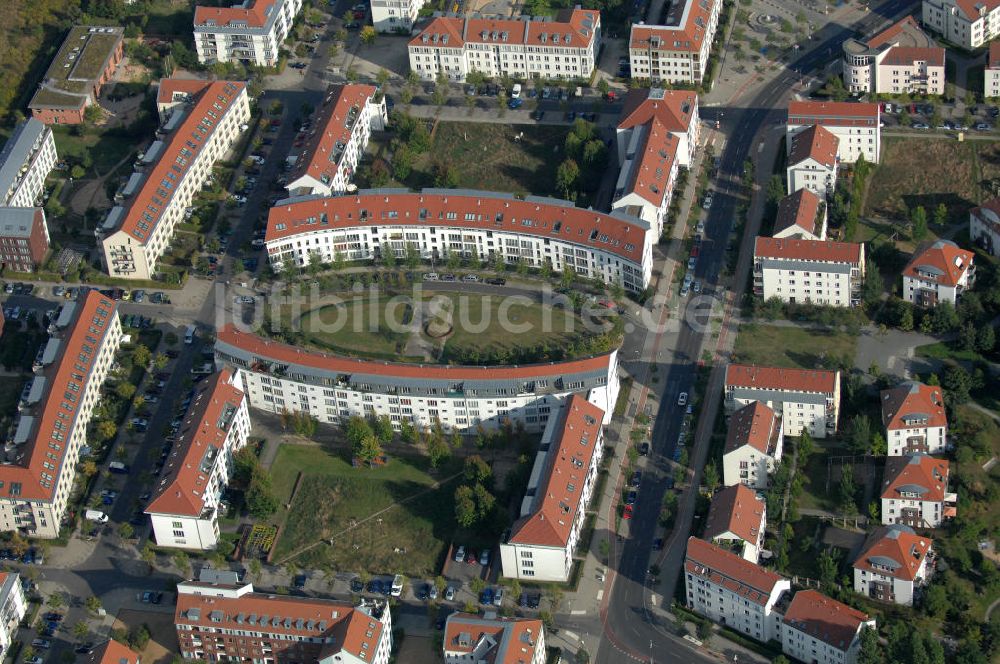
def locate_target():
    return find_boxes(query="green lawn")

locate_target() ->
[298,299,411,357]
[144,0,197,36]
[270,444,465,576]
[796,440,851,513]
[733,324,857,370]
[51,126,138,174]
[915,340,983,363]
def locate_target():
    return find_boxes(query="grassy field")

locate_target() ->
[51,127,139,174]
[270,444,464,576]
[864,137,1000,228]
[299,299,411,357]
[732,324,858,370]
[796,440,852,512]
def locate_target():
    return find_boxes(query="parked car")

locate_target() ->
[630,470,642,488]
[625,490,638,505]
[480,588,494,605]
[350,577,364,593]
[638,442,650,456]
[677,392,688,407]
[479,550,490,566]
[31,639,51,649]
[445,586,456,601]
[454,545,465,562]
[623,504,634,519]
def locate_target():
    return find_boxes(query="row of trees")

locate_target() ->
[233,447,279,518]
[555,119,609,201]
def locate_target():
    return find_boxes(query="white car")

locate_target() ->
[677,392,689,407]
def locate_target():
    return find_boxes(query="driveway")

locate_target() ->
[854,326,938,378]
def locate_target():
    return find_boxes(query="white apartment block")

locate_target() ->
[100,80,250,280]
[880,381,947,456]
[922,0,1000,49]
[753,237,866,308]
[265,190,654,293]
[902,239,976,306]
[0,118,57,209]
[0,573,27,661]
[785,125,839,197]
[987,42,1000,98]
[853,524,932,606]
[881,454,956,529]
[722,400,783,490]
[444,614,545,664]
[773,189,827,241]
[971,197,1000,256]
[629,0,723,85]
[612,89,699,238]
[703,484,766,563]
[781,590,875,664]
[372,0,425,33]
[146,369,251,550]
[193,0,303,66]
[286,85,387,198]
[500,395,604,582]
[787,101,881,164]
[214,325,620,434]
[725,364,841,439]
[408,8,601,82]
[0,291,121,538]
[843,17,945,95]
[685,537,791,644]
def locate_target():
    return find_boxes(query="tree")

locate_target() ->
[912,205,928,241]
[857,627,883,664]
[818,551,838,586]
[360,25,376,45]
[899,305,914,331]
[133,345,152,369]
[871,432,887,456]
[848,415,872,455]
[86,595,103,615]
[116,382,136,400]
[80,460,98,477]
[839,464,856,513]
[473,483,495,520]
[464,455,492,484]
[172,550,191,575]
[555,159,580,199]
[372,415,394,445]
[73,620,90,639]
[346,416,375,449]
[46,593,64,610]
[141,543,156,569]
[118,523,134,540]
[934,202,948,226]
[703,460,719,493]
[248,559,263,582]
[354,434,383,464]
[977,325,996,353]
[233,447,261,489]
[862,259,883,305]
[376,68,390,87]
[960,323,978,352]
[455,485,477,527]
[923,582,948,617]
[428,434,451,468]
[797,430,815,465]
[246,474,279,517]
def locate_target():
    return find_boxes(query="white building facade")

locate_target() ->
[0,118,57,209]
[725,364,840,439]
[781,590,875,664]
[842,17,945,95]
[703,484,767,563]
[971,198,1000,256]
[785,125,839,197]
[901,239,975,307]
[0,573,27,661]
[987,43,1000,98]
[922,0,1000,49]
[880,382,947,456]
[372,0,425,33]
[881,455,955,529]
[853,525,932,606]
[193,0,303,66]
[772,189,827,241]
[408,9,601,82]
[722,401,783,490]
[629,0,723,85]
[753,237,866,308]
[100,80,250,280]
[146,369,251,550]
[787,101,881,164]
[265,190,654,293]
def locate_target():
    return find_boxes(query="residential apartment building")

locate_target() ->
[500,395,604,582]
[986,42,1000,98]
[787,101,881,164]
[146,369,251,550]
[86,640,141,664]
[286,85,387,198]
[970,197,1000,256]
[99,80,250,280]
[724,364,841,438]
[0,119,58,209]
[265,190,654,292]
[175,573,391,664]
[0,209,51,273]
[194,0,303,66]
[753,237,866,308]
[853,524,933,606]
[28,25,124,125]
[785,125,839,197]
[880,381,947,456]
[881,454,956,529]
[443,614,545,664]
[214,325,621,433]
[773,189,827,241]
[901,239,976,306]
[0,573,27,662]
[0,291,121,538]
[781,590,875,664]
[843,16,945,95]
[922,0,1000,49]
[685,537,791,644]
[612,89,699,237]
[408,8,601,82]
[722,400,783,489]
[372,0,426,33]
[703,484,766,563]
[629,0,723,85]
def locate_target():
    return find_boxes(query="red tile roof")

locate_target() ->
[773,189,823,238]
[409,16,465,47]
[194,0,274,28]
[622,120,679,206]
[754,236,863,264]
[685,537,785,606]
[954,0,1000,21]
[866,16,922,48]
[156,79,211,106]
[116,80,245,243]
[787,101,880,128]
[289,84,377,188]
[724,401,779,455]
[217,324,616,382]
[0,290,117,501]
[410,8,599,49]
[880,381,946,431]
[882,46,945,67]
[618,89,698,133]
[443,614,544,664]
[265,192,649,263]
[725,364,838,394]
[146,369,245,517]
[902,239,975,287]
[990,41,1000,69]
[629,0,721,52]
[87,640,140,664]
[508,395,604,548]
[783,590,870,652]
[787,124,839,168]
[853,524,931,582]
[703,484,765,546]
[881,454,950,503]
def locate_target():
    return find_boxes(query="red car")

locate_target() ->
[353,9,366,18]
[623,504,634,519]
[466,550,477,564]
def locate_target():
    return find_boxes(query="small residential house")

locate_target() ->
[852,524,932,606]
[785,125,839,197]
[722,400,783,489]
[901,239,975,306]
[881,454,956,529]
[773,189,827,241]
[703,484,767,563]
[880,382,947,456]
